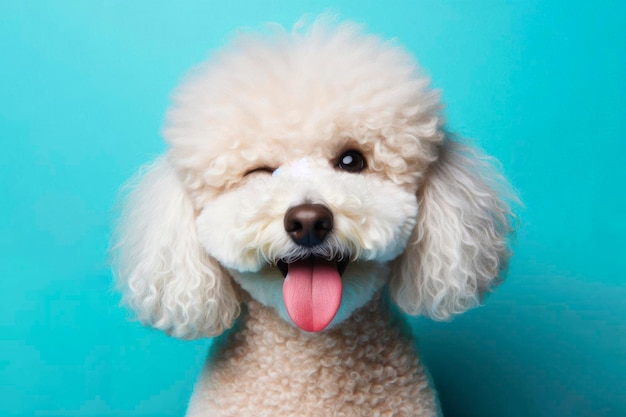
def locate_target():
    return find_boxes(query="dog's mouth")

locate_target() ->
[277,256,349,333]
[276,256,349,278]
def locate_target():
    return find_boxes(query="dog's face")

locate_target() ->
[114,22,514,339]
[164,26,441,332]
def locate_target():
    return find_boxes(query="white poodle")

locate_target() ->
[113,20,515,417]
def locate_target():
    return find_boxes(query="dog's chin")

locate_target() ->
[230,258,388,333]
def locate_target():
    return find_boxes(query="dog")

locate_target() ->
[112,20,515,417]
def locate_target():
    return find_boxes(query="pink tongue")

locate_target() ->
[282,259,343,332]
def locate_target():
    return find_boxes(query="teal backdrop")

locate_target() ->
[1,1,624,416]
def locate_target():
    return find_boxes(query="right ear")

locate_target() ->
[111,157,240,339]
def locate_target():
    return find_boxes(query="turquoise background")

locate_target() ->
[1,1,624,416]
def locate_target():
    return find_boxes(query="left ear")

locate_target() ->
[390,138,517,320]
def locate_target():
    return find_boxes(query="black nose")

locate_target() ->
[284,204,334,247]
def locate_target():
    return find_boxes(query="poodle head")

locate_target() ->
[112,21,515,338]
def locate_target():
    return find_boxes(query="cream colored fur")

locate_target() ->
[112,19,515,417]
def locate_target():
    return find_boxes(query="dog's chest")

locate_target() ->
[186,299,439,417]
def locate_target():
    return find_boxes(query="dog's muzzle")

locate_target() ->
[280,203,345,333]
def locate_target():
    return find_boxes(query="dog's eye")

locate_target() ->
[336,150,366,173]
[244,167,275,176]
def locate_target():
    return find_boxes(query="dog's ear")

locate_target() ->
[112,157,240,338]
[390,139,516,320]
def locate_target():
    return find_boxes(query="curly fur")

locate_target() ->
[112,19,516,417]
[112,157,240,338]
[390,141,515,320]
[186,294,438,417]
